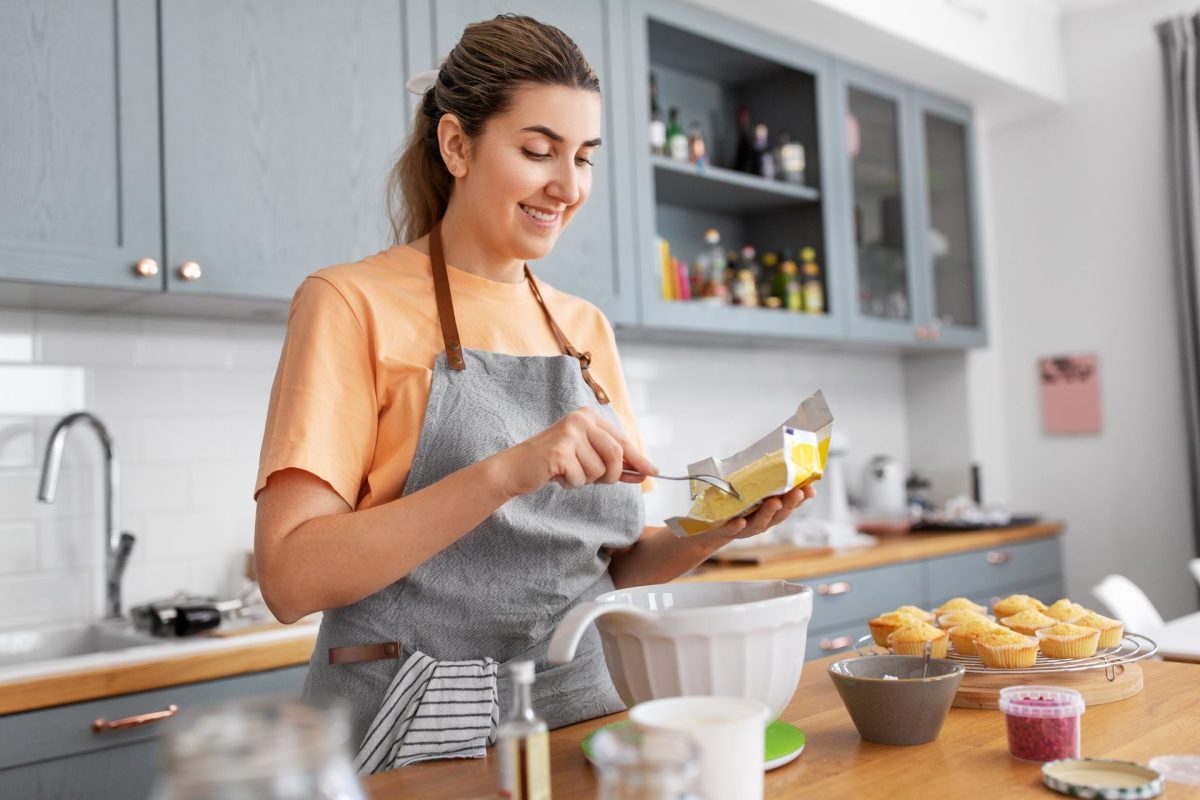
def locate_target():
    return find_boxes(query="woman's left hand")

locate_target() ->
[691,483,817,544]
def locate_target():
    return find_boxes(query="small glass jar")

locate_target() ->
[150,695,366,800]
[592,724,699,800]
[998,686,1085,763]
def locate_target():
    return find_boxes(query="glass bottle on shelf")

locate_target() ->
[732,268,759,307]
[648,72,666,157]
[687,120,708,169]
[497,661,551,800]
[782,257,803,312]
[698,228,728,305]
[777,130,806,184]
[800,247,825,315]
[666,108,688,162]
[754,123,776,180]
[733,105,754,173]
[759,251,780,308]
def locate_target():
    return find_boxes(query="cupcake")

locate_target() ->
[937,609,994,629]
[1000,609,1058,636]
[934,596,988,617]
[887,621,949,658]
[993,594,1047,618]
[1044,598,1088,623]
[1037,623,1101,659]
[975,629,1039,669]
[892,605,935,623]
[947,618,1005,656]
[1075,610,1125,649]
[869,611,925,647]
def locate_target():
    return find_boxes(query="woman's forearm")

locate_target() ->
[607,526,731,589]
[257,455,517,622]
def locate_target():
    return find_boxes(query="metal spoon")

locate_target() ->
[621,469,742,501]
[922,638,932,678]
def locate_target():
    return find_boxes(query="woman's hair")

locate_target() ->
[386,14,600,244]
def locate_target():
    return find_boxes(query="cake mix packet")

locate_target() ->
[666,390,833,537]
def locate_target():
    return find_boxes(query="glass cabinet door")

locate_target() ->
[916,97,985,345]
[849,86,911,323]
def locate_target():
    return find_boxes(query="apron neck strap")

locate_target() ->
[428,222,610,405]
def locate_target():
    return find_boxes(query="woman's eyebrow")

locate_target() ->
[521,124,602,148]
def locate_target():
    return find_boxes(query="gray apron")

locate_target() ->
[302,223,644,752]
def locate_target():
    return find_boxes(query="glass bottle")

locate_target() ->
[777,130,806,184]
[150,696,366,800]
[699,228,728,305]
[753,123,776,180]
[666,108,688,162]
[687,120,708,169]
[592,724,698,800]
[778,252,803,312]
[497,661,551,800]
[648,73,666,157]
[759,250,779,308]
[800,247,825,315]
[733,105,754,173]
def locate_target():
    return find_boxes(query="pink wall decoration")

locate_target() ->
[1040,354,1102,435]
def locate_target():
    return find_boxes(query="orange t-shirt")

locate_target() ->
[255,244,650,509]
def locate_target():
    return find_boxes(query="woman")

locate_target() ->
[254,14,813,772]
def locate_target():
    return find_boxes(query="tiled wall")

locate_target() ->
[0,309,910,629]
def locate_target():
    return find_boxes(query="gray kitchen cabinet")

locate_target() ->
[925,536,1062,608]
[427,0,640,325]
[805,561,925,632]
[158,0,406,300]
[0,665,307,800]
[0,0,162,293]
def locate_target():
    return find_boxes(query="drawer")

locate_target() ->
[795,561,925,631]
[0,665,308,770]
[806,623,868,662]
[926,537,1062,608]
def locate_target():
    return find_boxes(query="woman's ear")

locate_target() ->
[437,114,470,178]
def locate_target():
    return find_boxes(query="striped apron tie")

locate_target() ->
[354,651,500,775]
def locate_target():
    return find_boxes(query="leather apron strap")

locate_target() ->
[428,222,610,405]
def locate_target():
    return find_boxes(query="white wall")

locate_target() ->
[0,309,912,629]
[973,0,1200,618]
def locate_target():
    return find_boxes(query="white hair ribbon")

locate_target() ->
[405,69,440,96]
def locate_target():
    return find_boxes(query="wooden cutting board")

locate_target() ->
[706,543,835,564]
[952,662,1143,709]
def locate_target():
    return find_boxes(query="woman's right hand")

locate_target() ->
[497,407,657,497]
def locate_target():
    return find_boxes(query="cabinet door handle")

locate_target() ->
[817,581,852,596]
[178,261,203,281]
[820,636,854,651]
[134,258,159,278]
[93,704,179,733]
[986,551,1011,565]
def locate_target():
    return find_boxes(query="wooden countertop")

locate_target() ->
[0,629,317,715]
[682,521,1065,582]
[365,654,1200,799]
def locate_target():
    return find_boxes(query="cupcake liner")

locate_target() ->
[977,638,1039,668]
[1096,624,1125,649]
[949,633,978,656]
[1037,627,1100,659]
[889,636,948,658]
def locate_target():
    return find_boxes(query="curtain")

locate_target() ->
[1158,15,1200,564]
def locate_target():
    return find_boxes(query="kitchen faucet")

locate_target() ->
[37,412,135,619]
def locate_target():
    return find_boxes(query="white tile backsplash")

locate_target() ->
[0,309,925,627]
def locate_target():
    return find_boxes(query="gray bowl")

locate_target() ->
[827,655,964,746]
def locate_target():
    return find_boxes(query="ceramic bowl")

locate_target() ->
[547,580,812,720]
[827,655,964,745]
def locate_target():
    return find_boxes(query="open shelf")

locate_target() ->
[652,156,820,214]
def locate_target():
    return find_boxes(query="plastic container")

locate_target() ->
[998,686,1085,763]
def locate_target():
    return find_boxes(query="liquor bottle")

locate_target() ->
[775,251,802,312]
[699,228,728,305]
[687,120,708,169]
[732,269,759,307]
[800,247,825,315]
[733,105,754,173]
[667,108,688,162]
[496,661,551,800]
[754,123,776,180]
[777,130,806,184]
[648,73,666,157]
[759,251,780,308]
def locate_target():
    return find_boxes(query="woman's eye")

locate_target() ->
[576,156,594,166]
[522,149,551,160]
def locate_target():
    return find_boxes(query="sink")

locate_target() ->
[0,621,160,668]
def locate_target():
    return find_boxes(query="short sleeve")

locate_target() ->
[255,276,378,507]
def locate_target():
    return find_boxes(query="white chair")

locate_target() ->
[1190,558,1200,588]
[1091,574,1165,632]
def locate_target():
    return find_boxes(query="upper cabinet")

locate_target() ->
[0,0,162,293]
[627,0,845,340]
[158,0,405,300]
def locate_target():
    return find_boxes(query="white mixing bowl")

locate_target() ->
[547,580,813,720]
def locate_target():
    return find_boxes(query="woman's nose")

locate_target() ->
[546,161,581,206]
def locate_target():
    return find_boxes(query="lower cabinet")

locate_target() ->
[0,665,308,800]
[800,536,1064,661]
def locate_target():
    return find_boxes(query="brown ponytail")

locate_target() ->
[385,14,600,244]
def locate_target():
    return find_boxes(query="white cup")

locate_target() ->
[629,695,770,800]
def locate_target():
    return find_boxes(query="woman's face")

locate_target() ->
[454,84,602,263]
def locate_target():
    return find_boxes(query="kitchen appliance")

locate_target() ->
[131,585,261,637]
[547,580,813,720]
[862,454,908,517]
